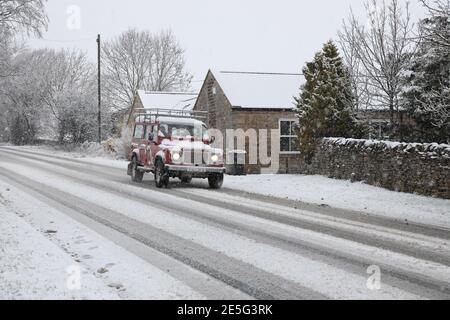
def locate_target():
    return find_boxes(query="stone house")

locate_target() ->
[193,70,303,174]
[128,72,399,175]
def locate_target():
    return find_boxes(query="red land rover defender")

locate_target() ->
[127,108,225,189]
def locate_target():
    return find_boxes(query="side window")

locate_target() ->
[153,125,158,139]
[147,125,153,140]
[133,125,144,139]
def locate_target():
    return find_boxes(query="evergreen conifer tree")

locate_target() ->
[402,15,450,143]
[296,41,361,161]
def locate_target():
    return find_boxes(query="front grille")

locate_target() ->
[182,149,209,165]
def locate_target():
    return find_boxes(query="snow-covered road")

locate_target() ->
[0,146,449,300]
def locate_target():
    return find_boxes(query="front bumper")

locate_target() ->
[165,165,225,174]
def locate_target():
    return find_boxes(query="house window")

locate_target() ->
[280,120,300,153]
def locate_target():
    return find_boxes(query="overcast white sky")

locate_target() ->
[29,0,425,84]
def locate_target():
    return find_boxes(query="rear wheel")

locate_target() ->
[208,173,224,189]
[155,159,169,188]
[131,156,144,183]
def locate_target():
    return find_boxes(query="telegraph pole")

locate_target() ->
[97,34,102,143]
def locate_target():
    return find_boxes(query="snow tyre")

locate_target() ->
[131,156,144,183]
[155,159,169,188]
[208,173,224,189]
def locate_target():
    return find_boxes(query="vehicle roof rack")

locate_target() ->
[133,108,208,123]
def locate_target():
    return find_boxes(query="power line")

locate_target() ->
[36,36,96,43]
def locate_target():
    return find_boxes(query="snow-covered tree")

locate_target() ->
[39,49,99,143]
[0,30,19,78]
[102,28,193,113]
[420,0,450,49]
[0,49,49,144]
[0,0,48,36]
[339,0,417,138]
[338,23,372,113]
[0,0,47,78]
[295,41,363,161]
[401,14,450,143]
[1,48,99,144]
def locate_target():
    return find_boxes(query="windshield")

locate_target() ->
[159,123,208,140]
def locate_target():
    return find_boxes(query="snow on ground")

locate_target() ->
[0,197,119,299]
[0,180,203,300]
[6,144,129,169]
[3,145,449,229]
[0,162,429,299]
[223,175,450,229]
[0,145,449,299]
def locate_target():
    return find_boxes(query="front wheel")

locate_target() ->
[131,156,144,183]
[180,175,193,184]
[154,160,169,188]
[208,173,224,189]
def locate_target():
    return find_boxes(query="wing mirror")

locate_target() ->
[204,135,215,145]
[148,133,154,142]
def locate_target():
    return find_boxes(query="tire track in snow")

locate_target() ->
[1,151,449,299]
[2,147,449,268]
[0,165,326,300]
[2,146,448,239]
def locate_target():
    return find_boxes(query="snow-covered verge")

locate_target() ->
[0,180,202,300]
[223,174,450,229]
[9,140,127,161]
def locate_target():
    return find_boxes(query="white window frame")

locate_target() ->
[279,119,300,155]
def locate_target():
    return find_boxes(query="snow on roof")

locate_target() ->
[211,70,302,109]
[137,90,198,111]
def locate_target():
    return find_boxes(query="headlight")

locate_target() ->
[210,150,223,164]
[172,152,181,161]
[171,147,182,163]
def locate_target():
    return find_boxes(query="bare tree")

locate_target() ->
[102,28,193,113]
[339,0,417,132]
[1,48,99,144]
[36,49,98,143]
[0,30,22,78]
[338,27,372,112]
[102,29,153,112]
[0,0,47,78]
[0,0,48,36]
[148,30,193,92]
[0,49,49,144]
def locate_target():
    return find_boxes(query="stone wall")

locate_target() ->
[300,138,450,199]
